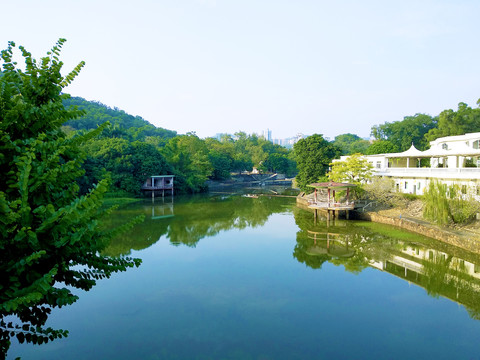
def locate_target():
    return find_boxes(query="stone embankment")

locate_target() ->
[297,193,480,254]
[356,211,480,254]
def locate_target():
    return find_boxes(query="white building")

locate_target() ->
[335,132,480,196]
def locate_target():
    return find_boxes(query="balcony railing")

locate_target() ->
[141,184,174,190]
[375,167,480,179]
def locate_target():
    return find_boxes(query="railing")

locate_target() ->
[360,201,377,212]
[375,167,480,179]
[141,185,174,190]
[377,167,480,173]
[308,201,355,209]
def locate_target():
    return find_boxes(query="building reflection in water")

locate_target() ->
[148,202,174,220]
[306,231,355,259]
[293,207,480,319]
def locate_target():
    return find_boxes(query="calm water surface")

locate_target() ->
[10,193,480,359]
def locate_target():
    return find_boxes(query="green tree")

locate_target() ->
[294,134,341,191]
[328,153,373,185]
[425,102,480,142]
[264,153,293,174]
[0,40,142,355]
[80,137,173,195]
[63,96,176,141]
[205,137,234,180]
[162,133,213,192]
[371,113,437,151]
[365,140,399,155]
[423,180,479,225]
[333,133,370,155]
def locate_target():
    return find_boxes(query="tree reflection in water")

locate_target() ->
[105,195,480,322]
[103,194,292,255]
[292,206,480,320]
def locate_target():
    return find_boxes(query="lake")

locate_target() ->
[9,192,480,359]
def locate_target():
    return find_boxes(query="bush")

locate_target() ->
[423,180,479,225]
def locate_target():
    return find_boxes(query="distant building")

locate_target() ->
[262,129,272,142]
[273,133,306,148]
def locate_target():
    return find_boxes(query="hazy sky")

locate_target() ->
[2,0,480,140]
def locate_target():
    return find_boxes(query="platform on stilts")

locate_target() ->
[306,181,358,220]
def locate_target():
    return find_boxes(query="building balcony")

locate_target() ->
[375,167,480,180]
[141,184,174,190]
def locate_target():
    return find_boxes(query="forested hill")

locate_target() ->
[63,96,177,139]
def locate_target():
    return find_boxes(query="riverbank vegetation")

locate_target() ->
[423,181,480,225]
[362,178,479,228]
[63,97,297,195]
[60,80,480,197]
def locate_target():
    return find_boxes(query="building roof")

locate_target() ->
[430,132,480,145]
[385,144,425,158]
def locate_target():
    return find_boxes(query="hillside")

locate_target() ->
[63,96,177,139]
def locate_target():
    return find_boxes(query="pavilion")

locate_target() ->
[306,181,358,220]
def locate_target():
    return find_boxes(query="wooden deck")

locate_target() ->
[307,201,357,220]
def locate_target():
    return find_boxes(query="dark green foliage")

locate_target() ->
[208,150,233,180]
[425,102,480,142]
[162,133,213,193]
[371,113,437,151]
[63,96,177,141]
[205,138,234,180]
[365,140,399,154]
[263,153,295,174]
[74,116,297,193]
[294,134,341,191]
[79,138,174,195]
[0,40,143,355]
[333,133,370,155]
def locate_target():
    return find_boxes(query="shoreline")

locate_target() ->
[296,193,480,254]
[356,211,480,255]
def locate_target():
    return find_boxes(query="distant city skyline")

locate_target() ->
[2,1,480,140]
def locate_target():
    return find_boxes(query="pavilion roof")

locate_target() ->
[307,181,357,189]
[385,144,427,158]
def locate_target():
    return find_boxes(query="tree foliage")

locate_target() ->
[70,112,297,193]
[328,154,373,185]
[294,134,341,191]
[423,180,479,225]
[79,137,173,195]
[161,133,213,192]
[328,153,373,198]
[63,96,177,142]
[371,113,437,151]
[365,140,398,155]
[333,133,370,155]
[425,102,480,142]
[0,39,142,355]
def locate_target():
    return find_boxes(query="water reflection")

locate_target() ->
[103,194,292,255]
[293,207,480,319]
[104,195,480,321]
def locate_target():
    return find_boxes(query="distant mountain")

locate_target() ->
[63,96,177,139]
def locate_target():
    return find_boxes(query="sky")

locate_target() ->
[2,0,480,140]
